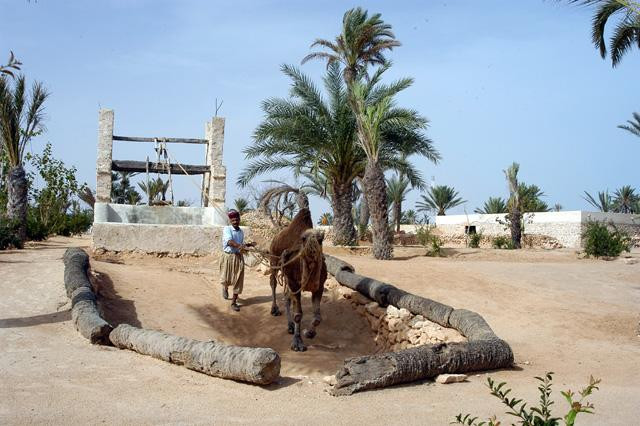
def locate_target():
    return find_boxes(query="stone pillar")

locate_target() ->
[206,117,226,212]
[96,109,114,203]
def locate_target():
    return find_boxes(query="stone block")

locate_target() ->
[435,374,468,384]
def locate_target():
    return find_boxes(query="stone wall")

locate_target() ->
[436,211,640,248]
[94,203,227,226]
[327,278,466,351]
[92,223,224,256]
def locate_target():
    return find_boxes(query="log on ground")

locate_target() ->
[63,248,113,344]
[331,339,513,396]
[109,324,281,385]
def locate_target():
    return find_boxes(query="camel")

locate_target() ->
[262,187,327,352]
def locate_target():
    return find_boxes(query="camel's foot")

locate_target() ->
[271,305,281,316]
[287,322,295,334]
[291,336,307,352]
[303,329,316,339]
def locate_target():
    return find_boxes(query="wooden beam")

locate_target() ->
[112,160,210,175]
[113,135,208,144]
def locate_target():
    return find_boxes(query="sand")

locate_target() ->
[1,236,639,425]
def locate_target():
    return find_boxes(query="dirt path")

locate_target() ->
[1,237,639,425]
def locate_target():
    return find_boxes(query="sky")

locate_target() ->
[1,0,639,220]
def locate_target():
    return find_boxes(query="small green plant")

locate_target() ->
[582,221,631,258]
[469,232,483,248]
[454,372,601,426]
[416,225,444,256]
[492,235,514,249]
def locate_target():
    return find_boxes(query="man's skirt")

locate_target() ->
[219,251,244,295]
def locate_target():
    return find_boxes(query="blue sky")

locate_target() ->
[2,0,639,219]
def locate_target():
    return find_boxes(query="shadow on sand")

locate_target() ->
[92,270,142,328]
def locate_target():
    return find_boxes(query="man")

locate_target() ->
[219,209,255,311]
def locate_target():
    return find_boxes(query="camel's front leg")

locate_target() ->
[285,290,294,334]
[290,291,306,352]
[269,271,281,316]
[303,288,323,339]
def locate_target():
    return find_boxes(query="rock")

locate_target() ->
[365,302,385,318]
[337,287,354,299]
[323,375,336,386]
[410,321,425,329]
[386,317,407,333]
[368,317,381,332]
[398,308,411,320]
[435,374,468,384]
[386,305,400,318]
[409,315,425,327]
[623,258,638,265]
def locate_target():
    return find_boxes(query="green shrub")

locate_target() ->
[582,221,631,258]
[469,232,483,248]
[454,372,600,426]
[0,218,22,250]
[416,225,444,256]
[492,235,513,249]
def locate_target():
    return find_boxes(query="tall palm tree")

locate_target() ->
[565,0,640,67]
[518,183,550,212]
[417,185,465,216]
[618,111,640,137]
[0,75,49,242]
[239,63,437,247]
[302,7,401,85]
[474,196,508,214]
[386,172,411,232]
[583,190,614,211]
[0,51,21,78]
[504,162,522,249]
[612,185,639,213]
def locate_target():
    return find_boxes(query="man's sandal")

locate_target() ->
[222,287,229,300]
[231,302,240,312]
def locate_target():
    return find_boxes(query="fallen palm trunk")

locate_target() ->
[63,248,112,344]
[324,254,513,395]
[109,324,281,385]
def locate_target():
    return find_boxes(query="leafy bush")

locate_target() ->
[454,372,600,426]
[469,232,483,248]
[416,225,444,256]
[492,235,514,249]
[582,221,631,258]
[0,217,22,249]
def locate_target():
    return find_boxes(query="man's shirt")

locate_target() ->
[222,226,244,254]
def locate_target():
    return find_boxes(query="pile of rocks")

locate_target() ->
[329,279,466,351]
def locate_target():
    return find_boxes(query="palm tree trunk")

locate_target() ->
[6,165,28,242]
[395,201,402,232]
[359,194,370,239]
[510,207,521,249]
[363,162,392,260]
[331,182,357,246]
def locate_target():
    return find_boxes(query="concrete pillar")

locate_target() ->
[96,109,114,203]
[206,117,226,211]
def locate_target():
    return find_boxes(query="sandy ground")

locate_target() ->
[1,236,639,425]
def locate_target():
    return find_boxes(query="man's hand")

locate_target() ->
[245,242,257,248]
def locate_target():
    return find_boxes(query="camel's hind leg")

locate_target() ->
[285,291,294,334]
[303,288,323,339]
[290,291,306,352]
[269,271,281,316]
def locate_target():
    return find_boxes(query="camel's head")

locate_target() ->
[301,229,325,247]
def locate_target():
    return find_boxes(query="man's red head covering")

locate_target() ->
[227,209,240,219]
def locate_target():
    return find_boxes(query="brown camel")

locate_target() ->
[268,208,327,352]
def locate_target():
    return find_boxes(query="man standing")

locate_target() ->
[219,209,254,311]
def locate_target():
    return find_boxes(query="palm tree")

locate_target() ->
[618,111,640,138]
[137,177,164,205]
[239,63,437,247]
[565,1,640,67]
[612,185,639,213]
[504,162,522,249]
[474,196,509,214]
[553,203,563,212]
[386,172,412,232]
[0,74,49,242]
[583,190,614,211]
[234,197,251,214]
[417,185,465,216]
[518,183,550,212]
[112,172,141,204]
[0,51,21,78]
[401,209,418,225]
[302,7,401,86]
[317,212,333,226]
